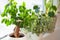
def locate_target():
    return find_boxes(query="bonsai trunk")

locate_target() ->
[14,26,20,38]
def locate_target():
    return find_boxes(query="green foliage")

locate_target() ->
[1,0,38,32]
[44,0,57,17]
[50,5,57,12]
[47,5,57,17]
[33,5,39,9]
[1,0,18,26]
[31,0,57,35]
[48,11,55,17]
[33,5,40,13]
[46,2,51,9]
[1,18,11,26]
[22,2,26,7]
[32,14,56,35]
[1,0,57,36]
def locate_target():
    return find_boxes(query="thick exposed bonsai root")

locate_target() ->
[9,26,24,38]
[14,26,20,38]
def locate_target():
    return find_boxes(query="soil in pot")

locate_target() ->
[9,33,25,38]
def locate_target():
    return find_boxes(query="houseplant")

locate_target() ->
[26,0,57,39]
[1,0,38,40]
[20,1,57,40]
[1,0,57,40]
[32,0,57,36]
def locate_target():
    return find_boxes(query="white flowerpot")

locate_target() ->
[8,34,27,40]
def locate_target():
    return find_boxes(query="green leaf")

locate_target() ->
[8,0,14,3]
[1,19,6,23]
[46,2,51,9]
[22,2,26,7]
[1,12,7,17]
[33,5,39,9]
[5,20,11,26]
[10,18,15,23]
[5,4,9,9]
[19,6,26,12]
[1,13,5,17]
[51,5,57,11]
[48,11,55,17]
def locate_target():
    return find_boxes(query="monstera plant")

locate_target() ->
[1,0,38,39]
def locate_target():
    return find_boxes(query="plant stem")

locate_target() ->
[14,26,20,38]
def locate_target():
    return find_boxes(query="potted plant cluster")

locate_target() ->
[32,0,57,35]
[46,0,57,32]
[1,0,38,40]
[1,0,57,40]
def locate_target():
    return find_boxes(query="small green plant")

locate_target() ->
[1,0,38,37]
[31,0,57,35]
[48,11,55,17]
[44,0,57,17]
[33,5,40,13]
[32,14,56,35]
[47,5,57,17]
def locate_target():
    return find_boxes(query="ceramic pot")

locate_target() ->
[8,34,27,40]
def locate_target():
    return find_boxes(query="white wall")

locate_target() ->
[0,0,8,12]
[0,0,44,13]
[53,0,58,7]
